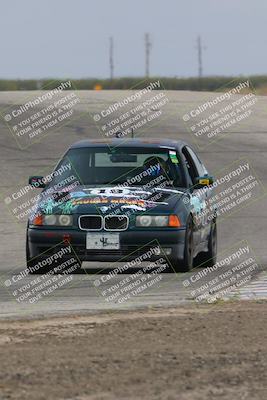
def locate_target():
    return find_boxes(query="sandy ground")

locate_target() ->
[0,301,266,400]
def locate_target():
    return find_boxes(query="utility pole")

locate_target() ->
[109,36,114,80]
[145,33,152,78]
[197,35,203,79]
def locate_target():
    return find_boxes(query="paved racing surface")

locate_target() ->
[0,90,266,319]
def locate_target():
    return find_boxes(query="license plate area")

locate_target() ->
[86,232,120,250]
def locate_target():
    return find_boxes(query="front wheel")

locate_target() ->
[196,221,217,268]
[170,216,194,273]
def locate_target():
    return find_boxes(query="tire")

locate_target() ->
[196,221,217,268]
[171,216,194,273]
[26,238,42,274]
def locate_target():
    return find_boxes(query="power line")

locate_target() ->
[109,36,114,80]
[145,33,152,78]
[196,35,206,79]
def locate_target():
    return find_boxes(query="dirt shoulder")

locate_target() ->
[0,301,266,400]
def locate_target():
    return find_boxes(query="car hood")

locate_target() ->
[37,185,187,215]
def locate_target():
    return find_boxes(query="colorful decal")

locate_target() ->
[71,198,150,207]
[169,150,179,164]
[121,205,146,211]
[59,200,75,214]
[190,195,203,213]
[84,188,131,197]
[70,191,88,198]
[41,198,58,214]
[37,186,171,216]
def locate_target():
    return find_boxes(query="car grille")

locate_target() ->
[104,215,128,231]
[79,215,128,231]
[79,215,102,231]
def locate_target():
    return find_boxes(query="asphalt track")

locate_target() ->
[0,89,266,319]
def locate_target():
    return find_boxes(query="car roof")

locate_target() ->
[70,138,187,150]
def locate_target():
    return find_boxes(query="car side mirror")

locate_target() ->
[194,175,214,188]
[29,176,46,188]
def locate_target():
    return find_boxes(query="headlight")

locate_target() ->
[33,214,73,226]
[154,216,169,226]
[58,215,73,226]
[136,215,176,227]
[44,215,57,225]
[136,216,153,227]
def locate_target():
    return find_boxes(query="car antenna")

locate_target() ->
[114,129,134,138]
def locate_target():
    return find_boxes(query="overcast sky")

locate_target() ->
[0,0,266,79]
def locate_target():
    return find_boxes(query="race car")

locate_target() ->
[26,138,217,273]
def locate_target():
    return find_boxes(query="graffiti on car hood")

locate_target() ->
[37,186,185,215]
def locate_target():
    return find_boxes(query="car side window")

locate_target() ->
[181,146,198,186]
[185,147,207,177]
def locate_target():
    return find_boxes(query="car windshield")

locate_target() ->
[47,146,186,189]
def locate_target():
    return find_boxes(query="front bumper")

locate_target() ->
[28,228,186,263]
